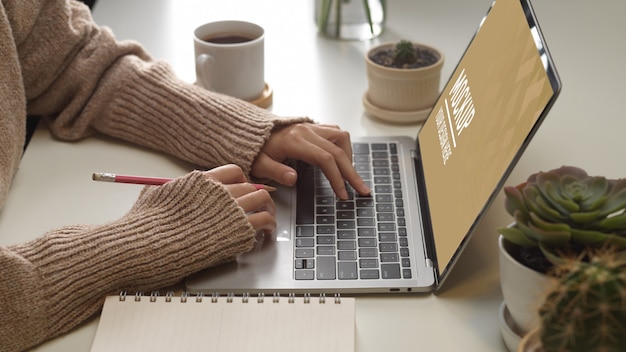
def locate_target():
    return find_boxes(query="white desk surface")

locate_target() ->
[2,0,624,351]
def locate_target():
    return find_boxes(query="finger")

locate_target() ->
[284,133,357,199]
[204,164,247,184]
[224,183,259,198]
[246,211,277,235]
[236,189,276,217]
[250,152,298,186]
[285,125,369,197]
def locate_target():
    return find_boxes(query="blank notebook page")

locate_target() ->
[91,294,355,352]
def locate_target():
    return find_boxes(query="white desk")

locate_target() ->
[2,0,625,351]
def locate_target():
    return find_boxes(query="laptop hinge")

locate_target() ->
[425,258,434,268]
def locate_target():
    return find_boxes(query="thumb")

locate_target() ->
[251,152,298,186]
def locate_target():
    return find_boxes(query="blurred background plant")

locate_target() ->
[315,0,386,40]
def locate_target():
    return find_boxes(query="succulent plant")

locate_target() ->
[392,40,416,66]
[537,248,626,352]
[497,166,626,260]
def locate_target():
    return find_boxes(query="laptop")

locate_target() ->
[186,0,561,294]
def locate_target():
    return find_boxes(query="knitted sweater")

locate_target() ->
[0,0,307,350]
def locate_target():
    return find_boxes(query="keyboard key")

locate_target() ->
[337,220,355,230]
[316,206,334,215]
[337,231,356,239]
[356,208,374,217]
[296,226,314,237]
[353,143,370,155]
[371,143,388,150]
[354,155,370,163]
[337,240,356,250]
[338,262,358,280]
[296,238,314,247]
[358,238,377,247]
[371,151,388,159]
[316,215,335,225]
[381,264,401,279]
[317,225,335,234]
[374,176,391,184]
[403,269,412,279]
[359,248,378,257]
[359,258,379,268]
[377,213,395,222]
[402,258,411,267]
[357,218,375,227]
[338,251,357,260]
[295,270,315,280]
[317,256,336,280]
[360,269,380,279]
[294,259,315,269]
[356,199,374,207]
[381,253,399,262]
[337,210,355,219]
[379,233,397,242]
[295,248,314,258]
[357,228,376,237]
[317,235,335,245]
[317,246,335,255]
[380,243,398,252]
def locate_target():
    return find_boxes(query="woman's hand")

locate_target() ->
[206,165,276,235]
[250,123,371,200]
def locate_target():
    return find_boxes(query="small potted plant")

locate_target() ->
[517,247,626,352]
[496,166,626,341]
[363,39,444,124]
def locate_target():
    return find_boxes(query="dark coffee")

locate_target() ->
[203,35,253,44]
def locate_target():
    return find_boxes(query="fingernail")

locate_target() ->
[283,171,297,186]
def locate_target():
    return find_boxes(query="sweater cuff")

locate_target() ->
[93,58,312,174]
[11,171,255,341]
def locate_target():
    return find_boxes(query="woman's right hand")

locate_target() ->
[205,164,276,235]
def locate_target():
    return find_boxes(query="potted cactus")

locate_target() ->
[496,165,626,344]
[363,39,444,124]
[517,247,626,352]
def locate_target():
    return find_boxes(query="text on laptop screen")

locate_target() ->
[418,0,556,275]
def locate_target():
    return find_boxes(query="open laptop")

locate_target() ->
[186,0,561,294]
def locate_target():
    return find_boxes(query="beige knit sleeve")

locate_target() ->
[18,0,311,176]
[0,171,255,351]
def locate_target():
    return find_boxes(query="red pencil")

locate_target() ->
[92,172,276,191]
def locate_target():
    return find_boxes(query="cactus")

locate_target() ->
[537,248,626,352]
[392,40,416,66]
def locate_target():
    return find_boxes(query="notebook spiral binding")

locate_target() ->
[118,291,343,304]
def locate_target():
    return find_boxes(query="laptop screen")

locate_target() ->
[416,0,561,282]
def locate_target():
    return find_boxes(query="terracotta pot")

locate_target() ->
[363,42,443,123]
[498,236,556,335]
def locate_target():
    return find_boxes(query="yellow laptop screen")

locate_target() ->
[418,0,556,275]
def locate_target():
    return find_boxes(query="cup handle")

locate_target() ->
[196,53,214,90]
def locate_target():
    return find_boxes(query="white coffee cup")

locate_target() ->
[193,21,265,101]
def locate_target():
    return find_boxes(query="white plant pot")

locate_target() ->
[498,235,556,335]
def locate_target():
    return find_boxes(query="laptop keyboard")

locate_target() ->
[294,142,412,280]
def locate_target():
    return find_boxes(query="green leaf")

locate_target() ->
[497,226,537,247]
[598,187,626,217]
[569,228,611,245]
[528,222,570,246]
[503,186,527,216]
[569,210,603,224]
[598,210,626,229]
[538,242,568,266]
[579,177,609,211]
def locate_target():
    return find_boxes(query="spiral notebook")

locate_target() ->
[90,292,355,352]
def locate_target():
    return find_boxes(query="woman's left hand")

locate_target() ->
[250,123,371,200]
